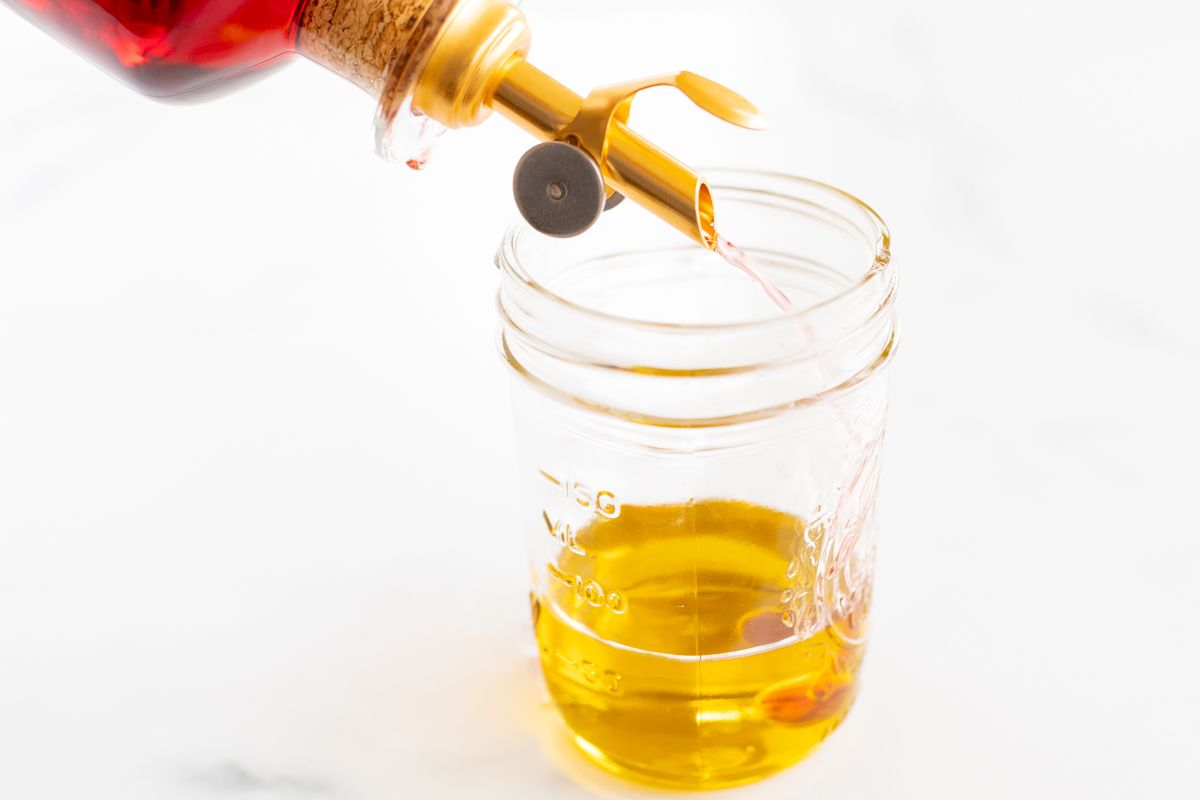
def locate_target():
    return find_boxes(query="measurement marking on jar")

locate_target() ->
[546,563,575,590]
[538,469,621,519]
[543,647,624,696]
[542,509,587,555]
[545,564,628,614]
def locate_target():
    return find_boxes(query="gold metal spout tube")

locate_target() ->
[493,58,716,248]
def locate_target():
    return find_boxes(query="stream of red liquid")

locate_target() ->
[715,235,794,313]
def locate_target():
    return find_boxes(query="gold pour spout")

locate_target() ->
[411,0,765,248]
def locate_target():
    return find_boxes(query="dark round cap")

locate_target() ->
[513,142,607,238]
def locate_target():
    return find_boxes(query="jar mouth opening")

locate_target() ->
[496,170,892,334]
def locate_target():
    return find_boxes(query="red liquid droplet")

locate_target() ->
[759,675,854,725]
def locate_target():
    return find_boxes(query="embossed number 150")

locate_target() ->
[540,470,621,519]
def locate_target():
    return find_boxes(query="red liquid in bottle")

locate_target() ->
[6,0,306,95]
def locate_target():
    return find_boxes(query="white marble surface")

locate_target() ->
[1,1,1198,797]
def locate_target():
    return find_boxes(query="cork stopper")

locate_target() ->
[298,0,454,97]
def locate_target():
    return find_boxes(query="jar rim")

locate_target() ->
[496,170,892,334]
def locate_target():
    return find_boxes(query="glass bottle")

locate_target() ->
[2,0,466,99]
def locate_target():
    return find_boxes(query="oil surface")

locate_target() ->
[534,500,866,789]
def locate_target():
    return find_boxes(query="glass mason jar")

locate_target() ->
[497,170,897,790]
